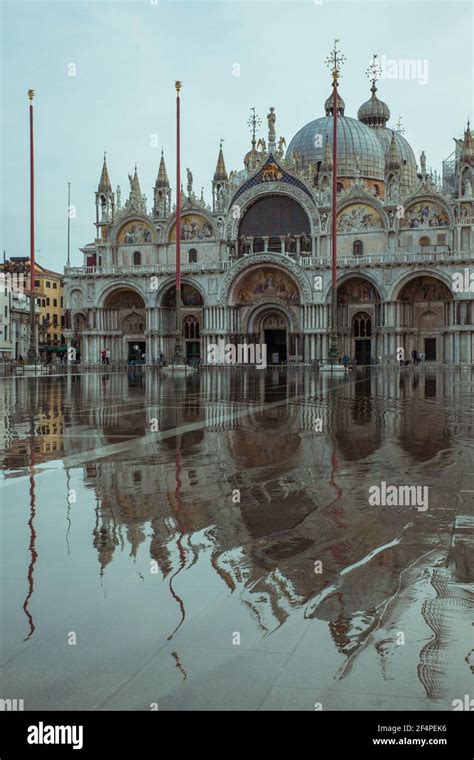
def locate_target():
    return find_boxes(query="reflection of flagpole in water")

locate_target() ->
[23,416,38,640]
[65,468,71,555]
[167,387,187,641]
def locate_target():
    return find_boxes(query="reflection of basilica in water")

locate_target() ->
[64,58,474,367]
[3,370,462,631]
[2,368,472,696]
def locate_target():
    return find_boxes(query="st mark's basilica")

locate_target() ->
[64,63,474,366]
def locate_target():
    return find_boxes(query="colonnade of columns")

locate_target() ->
[66,295,474,365]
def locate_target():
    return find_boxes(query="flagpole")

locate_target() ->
[325,41,346,366]
[67,182,71,268]
[174,80,183,364]
[27,89,37,361]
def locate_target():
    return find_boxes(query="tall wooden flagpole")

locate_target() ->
[174,80,184,364]
[27,89,37,360]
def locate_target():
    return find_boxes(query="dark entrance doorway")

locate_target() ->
[186,341,200,364]
[128,341,146,364]
[424,337,436,361]
[355,339,371,365]
[265,329,287,364]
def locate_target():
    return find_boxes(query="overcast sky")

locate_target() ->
[1,0,472,272]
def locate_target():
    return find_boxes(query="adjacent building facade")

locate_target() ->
[64,71,474,365]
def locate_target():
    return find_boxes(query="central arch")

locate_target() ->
[250,305,291,365]
[238,194,311,253]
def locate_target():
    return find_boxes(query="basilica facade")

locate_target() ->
[64,74,474,365]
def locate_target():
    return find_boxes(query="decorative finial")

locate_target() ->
[248,107,262,146]
[175,80,182,93]
[28,89,35,102]
[325,39,346,86]
[365,53,381,94]
[390,116,406,135]
[220,138,224,149]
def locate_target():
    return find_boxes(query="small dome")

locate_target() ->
[358,84,390,127]
[324,86,345,116]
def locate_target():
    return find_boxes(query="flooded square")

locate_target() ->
[0,367,472,711]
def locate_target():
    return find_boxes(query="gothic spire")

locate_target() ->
[321,135,333,170]
[128,164,142,200]
[98,152,112,192]
[461,121,474,163]
[386,131,401,171]
[214,140,228,181]
[156,150,170,187]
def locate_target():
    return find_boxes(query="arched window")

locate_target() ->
[337,182,344,193]
[183,315,200,340]
[189,248,197,263]
[373,184,380,196]
[133,251,141,265]
[353,240,363,257]
[353,312,372,338]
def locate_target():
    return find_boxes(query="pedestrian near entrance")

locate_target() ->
[412,349,419,366]
[101,349,106,365]
[105,348,110,366]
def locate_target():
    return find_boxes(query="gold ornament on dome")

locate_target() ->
[236,269,300,304]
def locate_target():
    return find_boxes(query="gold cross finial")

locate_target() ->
[325,40,346,85]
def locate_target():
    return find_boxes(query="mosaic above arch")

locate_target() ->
[169,214,214,241]
[338,277,380,304]
[118,220,153,244]
[337,203,384,233]
[162,284,204,307]
[104,289,145,309]
[235,268,300,305]
[399,276,453,301]
[401,202,449,228]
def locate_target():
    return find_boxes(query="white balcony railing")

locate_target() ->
[64,249,474,277]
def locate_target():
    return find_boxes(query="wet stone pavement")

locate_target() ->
[0,367,473,711]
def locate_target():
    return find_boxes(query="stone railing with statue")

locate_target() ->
[230,232,314,259]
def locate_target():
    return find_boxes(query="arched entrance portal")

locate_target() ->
[337,276,381,364]
[261,311,289,364]
[352,311,372,365]
[103,288,146,363]
[397,275,453,362]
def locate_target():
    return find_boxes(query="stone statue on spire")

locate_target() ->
[186,168,193,198]
[267,107,276,152]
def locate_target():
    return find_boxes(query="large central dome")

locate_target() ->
[286,115,386,181]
